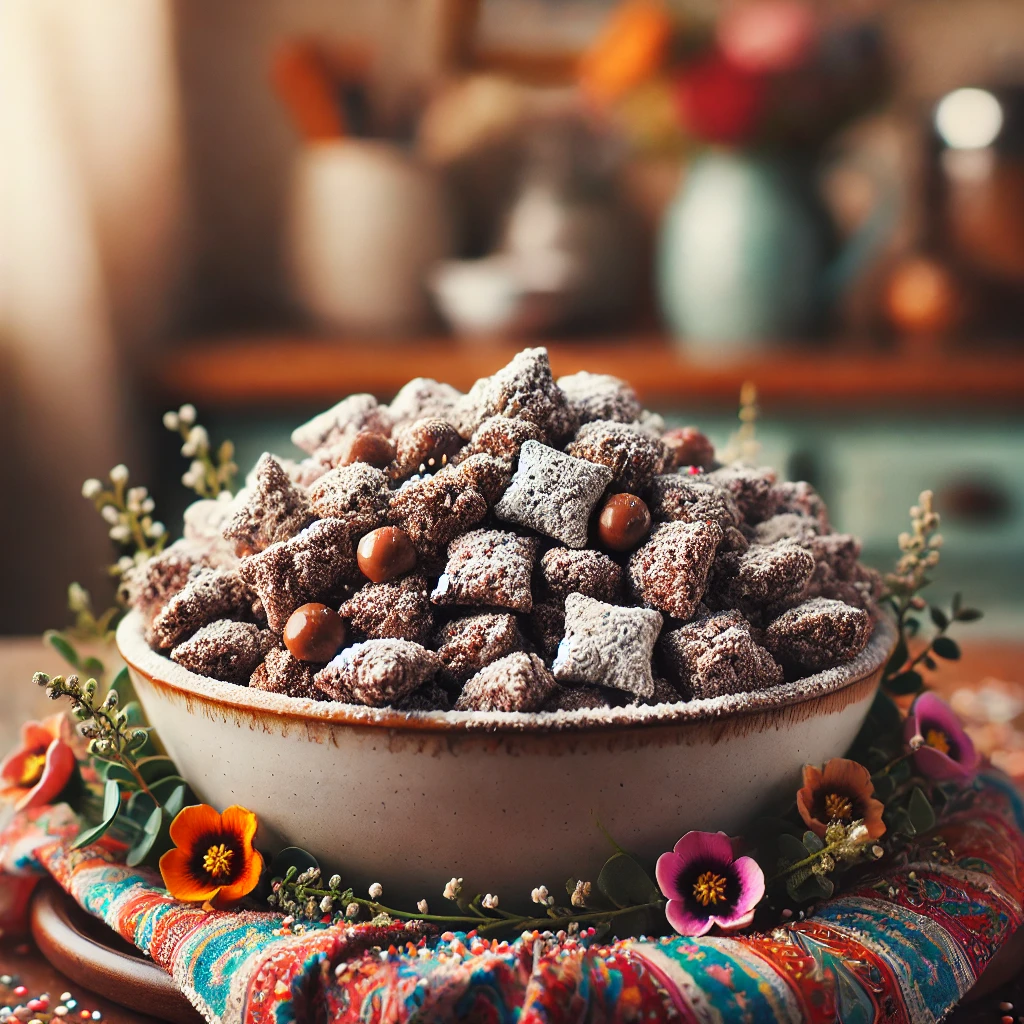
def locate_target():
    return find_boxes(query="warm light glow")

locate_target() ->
[935,88,1003,150]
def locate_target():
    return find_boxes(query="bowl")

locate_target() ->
[117,612,895,906]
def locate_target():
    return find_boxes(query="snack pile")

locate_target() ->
[126,349,880,715]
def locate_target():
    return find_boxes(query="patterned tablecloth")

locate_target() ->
[1,772,1022,1024]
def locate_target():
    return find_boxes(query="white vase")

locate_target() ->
[287,140,453,336]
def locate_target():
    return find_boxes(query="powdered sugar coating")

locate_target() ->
[627,521,722,621]
[431,529,538,613]
[710,541,815,611]
[388,377,463,428]
[341,574,434,645]
[494,440,612,549]
[566,420,670,493]
[648,475,741,529]
[553,593,663,698]
[308,464,391,534]
[392,417,463,477]
[313,639,440,706]
[150,568,254,649]
[705,465,778,524]
[435,612,524,682]
[454,348,577,442]
[455,652,556,712]
[556,371,643,426]
[763,597,872,675]
[170,619,271,684]
[223,454,313,556]
[251,645,321,699]
[387,461,491,562]
[772,480,829,529]
[459,415,542,466]
[291,394,393,454]
[659,612,781,700]
[539,547,623,604]
[451,453,511,505]
[527,599,566,658]
[122,540,205,623]
[239,518,357,631]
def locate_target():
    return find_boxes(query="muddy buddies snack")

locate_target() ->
[136,348,882,715]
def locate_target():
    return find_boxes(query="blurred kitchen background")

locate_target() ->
[1,0,1023,638]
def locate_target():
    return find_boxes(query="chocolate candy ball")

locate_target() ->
[357,526,418,583]
[342,431,396,469]
[598,493,651,552]
[283,603,346,662]
[662,427,715,471]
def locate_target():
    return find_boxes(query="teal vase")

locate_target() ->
[658,152,828,358]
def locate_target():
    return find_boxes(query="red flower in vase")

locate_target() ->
[674,52,767,147]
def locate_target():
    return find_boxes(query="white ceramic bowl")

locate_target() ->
[118,612,894,906]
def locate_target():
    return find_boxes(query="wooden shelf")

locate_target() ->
[152,334,1024,412]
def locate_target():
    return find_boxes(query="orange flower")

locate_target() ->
[159,804,263,906]
[579,0,674,106]
[796,758,886,841]
[0,714,77,811]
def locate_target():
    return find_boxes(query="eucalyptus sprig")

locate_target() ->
[163,403,237,498]
[880,490,982,696]
[267,846,664,940]
[33,670,189,865]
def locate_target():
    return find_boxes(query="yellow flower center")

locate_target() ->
[202,843,234,880]
[19,752,47,787]
[925,728,951,755]
[824,792,854,821]
[692,871,728,907]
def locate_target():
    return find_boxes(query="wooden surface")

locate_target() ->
[152,335,1024,410]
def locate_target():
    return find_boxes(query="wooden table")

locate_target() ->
[1,637,1022,1021]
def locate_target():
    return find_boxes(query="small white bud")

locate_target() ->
[417,899,429,914]
[368,882,383,899]
[126,486,148,508]
[319,896,334,914]
[328,874,342,889]
[345,902,359,919]
[909,733,925,750]
[109,464,129,485]
[82,479,103,499]
[101,505,121,525]
[117,556,135,573]
[109,524,131,543]
[443,877,463,900]
[141,497,156,513]
[187,425,209,450]
[481,893,499,910]
[162,410,180,431]
[531,886,550,905]
[848,824,869,844]
[147,521,166,539]
[178,403,197,426]
[67,583,89,612]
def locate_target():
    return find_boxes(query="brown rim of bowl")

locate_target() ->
[116,611,896,737]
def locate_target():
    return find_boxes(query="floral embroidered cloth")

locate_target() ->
[1,773,1022,1024]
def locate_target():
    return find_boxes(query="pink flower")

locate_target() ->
[905,692,979,782]
[0,715,77,811]
[656,831,765,936]
[717,1,817,74]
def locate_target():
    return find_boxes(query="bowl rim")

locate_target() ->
[116,610,895,736]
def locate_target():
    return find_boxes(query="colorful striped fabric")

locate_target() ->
[1,773,1022,1024]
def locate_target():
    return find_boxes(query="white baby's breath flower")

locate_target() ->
[117,556,135,573]
[147,521,166,539]
[178,403,197,426]
[100,505,121,525]
[126,486,148,510]
[109,524,131,543]
[328,874,342,889]
[368,882,383,899]
[320,896,334,914]
[481,893,499,910]
[848,823,869,844]
[109,464,129,485]
[531,886,554,906]
[163,410,180,431]
[187,425,209,451]
[82,478,103,500]
[345,902,360,919]
[570,880,591,908]
[417,899,429,914]
[67,583,89,612]
[443,877,463,901]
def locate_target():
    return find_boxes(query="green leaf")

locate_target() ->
[126,789,157,823]
[955,608,983,622]
[886,807,916,837]
[802,831,825,854]
[791,873,834,902]
[45,631,80,669]
[125,803,176,868]
[890,758,912,784]
[565,878,577,898]
[134,757,178,783]
[932,637,961,661]
[163,784,187,819]
[148,775,190,801]
[886,670,924,695]
[929,606,949,630]
[952,592,962,616]
[777,833,810,867]
[72,780,122,849]
[596,852,660,909]
[924,656,937,671]
[908,787,936,834]
[81,656,106,677]
[110,667,140,707]
[872,772,895,801]
[905,618,920,637]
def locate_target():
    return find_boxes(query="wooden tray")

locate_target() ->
[29,881,203,1024]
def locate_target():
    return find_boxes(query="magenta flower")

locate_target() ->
[905,691,979,782]
[655,831,765,937]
